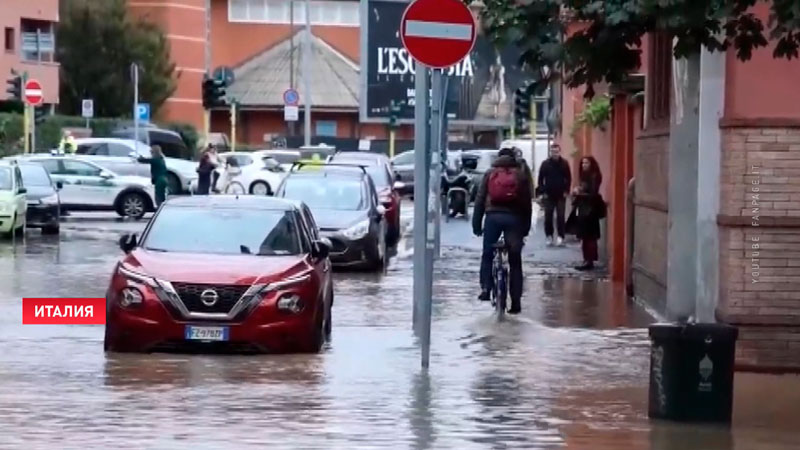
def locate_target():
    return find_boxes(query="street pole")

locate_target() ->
[302,0,311,146]
[205,0,212,146]
[132,63,139,155]
[412,64,430,342]
[230,101,237,152]
[31,105,36,152]
[389,129,396,158]
[433,72,448,258]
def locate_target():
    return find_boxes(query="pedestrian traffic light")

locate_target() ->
[34,106,47,124]
[202,75,226,109]
[5,71,22,101]
[514,88,531,134]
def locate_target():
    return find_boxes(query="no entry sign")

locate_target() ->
[24,79,43,105]
[400,0,477,69]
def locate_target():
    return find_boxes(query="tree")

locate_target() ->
[479,0,800,96]
[57,0,176,117]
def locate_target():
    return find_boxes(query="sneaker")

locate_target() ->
[556,236,565,247]
[508,304,522,314]
[575,262,595,271]
[478,290,491,301]
[546,236,554,247]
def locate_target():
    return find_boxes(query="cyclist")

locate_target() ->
[472,147,534,314]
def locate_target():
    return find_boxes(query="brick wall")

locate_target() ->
[632,132,669,316]
[718,124,800,372]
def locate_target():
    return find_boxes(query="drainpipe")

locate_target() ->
[627,176,635,296]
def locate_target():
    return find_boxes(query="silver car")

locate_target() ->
[71,138,198,194]
[25,156,156,219]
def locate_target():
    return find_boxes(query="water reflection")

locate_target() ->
[408,371,435,450]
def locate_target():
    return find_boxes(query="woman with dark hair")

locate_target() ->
[572,156,604,271]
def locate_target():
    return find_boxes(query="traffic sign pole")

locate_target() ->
[412,64,431,345]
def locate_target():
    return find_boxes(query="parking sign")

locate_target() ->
[136,104,150,121]
[81,99,94,118]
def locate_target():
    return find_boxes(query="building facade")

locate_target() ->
[0,0,60,107]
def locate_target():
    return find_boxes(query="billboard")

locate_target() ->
[359,0,531,127]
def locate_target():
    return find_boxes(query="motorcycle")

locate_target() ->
[441,169,472,221]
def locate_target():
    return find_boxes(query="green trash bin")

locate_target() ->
[648,322,739,423]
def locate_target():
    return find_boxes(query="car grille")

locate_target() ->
[171,283,250,314]
[328,237,349,253]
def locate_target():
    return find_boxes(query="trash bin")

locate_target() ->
[648,322,739,423]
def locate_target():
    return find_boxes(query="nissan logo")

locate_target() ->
[200,289,219,307]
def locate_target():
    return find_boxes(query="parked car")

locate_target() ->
[112,126,193,160]
[214,151,287,195]
[462,149,500,200]
[22,156,156,220]
[261,150,302,171]
[18,162,61,234]
[105,195,334,354]
[390,150,415,195]
[70,138,198,194]
[275,165,388,270]
[328,151,403,244]
[0,160,27,237]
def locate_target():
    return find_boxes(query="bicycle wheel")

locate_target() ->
[225,181,246,195]
[496,267,508,314]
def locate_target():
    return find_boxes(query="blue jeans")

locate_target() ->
[479,212,524,304]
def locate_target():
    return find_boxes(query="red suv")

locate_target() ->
[329,152,403,244]
[104,196,334,353]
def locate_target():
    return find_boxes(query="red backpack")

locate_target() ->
[488,167,519,203]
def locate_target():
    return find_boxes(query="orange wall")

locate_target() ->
[724,3,800,120]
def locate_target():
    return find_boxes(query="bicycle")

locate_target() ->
[490,238,510,316]
[212,162,245,195]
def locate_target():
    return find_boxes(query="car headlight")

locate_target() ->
[117,263,158,288]
[40,193,59,205]
[0,203,8,214]
[342,219,370,240]
[119,287,144,308]
[276,294,304,314]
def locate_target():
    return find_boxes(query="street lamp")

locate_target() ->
[468,0,486,35]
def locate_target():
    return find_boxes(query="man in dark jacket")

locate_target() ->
[537,144,571,246]
[472,147,534,314]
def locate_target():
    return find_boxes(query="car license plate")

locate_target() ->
[185,326,229,341]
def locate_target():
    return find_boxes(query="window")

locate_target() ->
[0,167,12,190]
[108,143,133,157]
[15,167,25,191]
[392,151,414,165]
[648,32,672,123]
[61,160,102,177]
[143,207,302,256]
[229,0,359,26]
[20,19,55,62]
[281,176,366,210]
[227,155,254,167]
[19,165,52,187]
[35,159,61,174]
[4,27,14,52]
[315,120,337,137]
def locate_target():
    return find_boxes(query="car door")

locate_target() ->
[13,167,27,227]
[299,205,331,298]
[58,160,116,207]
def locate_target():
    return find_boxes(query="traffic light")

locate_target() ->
[388,101,401,129]
[514,86,531,134]
[5,71,22,101]
[202,75,226,109]
[34,106,48,124]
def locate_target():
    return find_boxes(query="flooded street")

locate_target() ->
[0,210,798,449]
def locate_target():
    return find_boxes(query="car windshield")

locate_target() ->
[143,206,302,256]
[281,176,365,211]
[334,158,390,188]
[268,152,300,165]
[19,165,51,186]
[0,167,11,190]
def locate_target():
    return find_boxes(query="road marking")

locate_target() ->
[405,20,472,41]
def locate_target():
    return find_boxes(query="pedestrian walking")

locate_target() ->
[572,156,605,271]
[196,145,218,195]
[473,147,535,314]
[138,145,168,207]
[537,144,571,247]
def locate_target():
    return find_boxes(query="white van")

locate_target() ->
[500,136,552,183]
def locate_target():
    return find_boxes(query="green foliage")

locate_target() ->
[164,122,200,153]
[478,0,800,93]
[57,0,176,118]
[571,95,612,137]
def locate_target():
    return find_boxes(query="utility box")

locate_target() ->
[648,323,739,423]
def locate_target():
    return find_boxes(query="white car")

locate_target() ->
[67,138,198,194]
[0,160,27,236]
[192,151,288,195]
[22,156,156,219]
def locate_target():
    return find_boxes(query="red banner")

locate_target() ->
[22,298,106,325]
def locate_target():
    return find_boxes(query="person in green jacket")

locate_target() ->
[137,145,168,207]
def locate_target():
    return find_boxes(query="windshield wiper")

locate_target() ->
[144,247,168,252]
[240,245,252,254]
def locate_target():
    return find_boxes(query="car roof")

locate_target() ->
[73,137,142,146]
[332,151,388,163]
[163,195,302,211]
[287,167,367,180]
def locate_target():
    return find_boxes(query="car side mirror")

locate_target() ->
[312,238,331,259]
[100,170,113,179]
[56,181,63,190]
[119,233,138,253]
[18,187,27,195]
[393,181,405,191]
